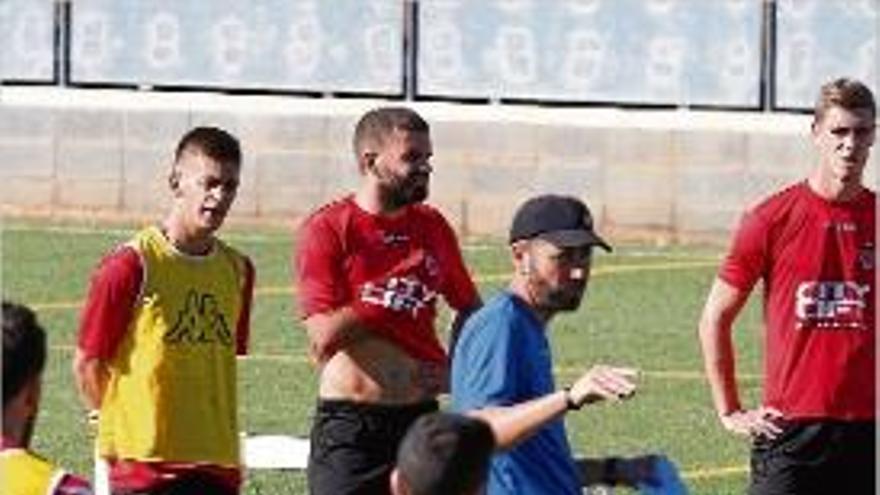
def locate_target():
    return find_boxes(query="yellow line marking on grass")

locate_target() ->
[30,259,719,312]
[3,223,494,250]
[682,464,749,480]
[30,301,84,311]
[2,224,288,244]
[556,366,761,381]
[594,260,719,275]
[49,345,759,380]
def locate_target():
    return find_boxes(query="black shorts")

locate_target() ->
[749,420,875,495]
[307,399,439,495]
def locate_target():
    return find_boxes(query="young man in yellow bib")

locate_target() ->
[3,301,93,495]
[73,127,255,495]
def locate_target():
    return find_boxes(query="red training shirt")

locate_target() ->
[719,182,875,420]
[295,196,479,363]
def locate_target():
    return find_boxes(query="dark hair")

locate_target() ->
[352,106,429,157]
[396,413,495,495]
[814,78,876,124]
[174,126,242,166]
[3,301,47,406]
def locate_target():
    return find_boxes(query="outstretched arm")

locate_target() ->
[468,365,638,450]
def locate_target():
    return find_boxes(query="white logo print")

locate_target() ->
[361,276,437,318]
[795,281,871,329]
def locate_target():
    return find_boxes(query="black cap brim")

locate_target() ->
[537,229,612,252]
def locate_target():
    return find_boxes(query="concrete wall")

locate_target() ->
[1,87,876,243]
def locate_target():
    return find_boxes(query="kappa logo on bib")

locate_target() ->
[164,290,233,346]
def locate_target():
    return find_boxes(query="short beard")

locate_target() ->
[383,177,429,209]
[529,280,585,313]
[544,288,584,312]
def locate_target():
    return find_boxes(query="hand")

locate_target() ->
[720,406,784,440]
[569,364,639,408]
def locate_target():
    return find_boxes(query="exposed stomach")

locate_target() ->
[317,334,447,405]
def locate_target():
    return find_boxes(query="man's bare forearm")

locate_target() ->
[467,391,568,450]
[304,307,373,364]
[73,349,108,410]
[698,278,750,417]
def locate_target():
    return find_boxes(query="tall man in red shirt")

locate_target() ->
[698,78,876,494]
[295,107,481,495]
[73,127,255,495]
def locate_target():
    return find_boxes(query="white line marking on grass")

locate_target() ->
[460,243,498,251]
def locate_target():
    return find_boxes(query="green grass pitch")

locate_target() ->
[1,221,765,494]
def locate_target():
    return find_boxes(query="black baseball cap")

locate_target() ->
[509,194,612,251]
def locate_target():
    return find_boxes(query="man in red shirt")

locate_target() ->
[698,78,876,494]
[295,107,481,494]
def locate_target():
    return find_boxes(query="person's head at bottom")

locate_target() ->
[3,300,47,448]
[391,412,496,495]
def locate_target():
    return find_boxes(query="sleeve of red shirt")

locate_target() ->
[718,208,768,292]
[235,256,255,356]
[294,214,348,319]
[433,212,480,311]
[77,246,143,361]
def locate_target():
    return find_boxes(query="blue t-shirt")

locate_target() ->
[451,291,581,495]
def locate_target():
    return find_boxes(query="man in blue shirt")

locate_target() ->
[451,194,639,495]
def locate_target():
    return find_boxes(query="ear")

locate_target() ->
[389,468,408,495]
[810,120,818,136]
[23,378,41,412]
[168,167,181,193]
[358,151,377,175]
[11,377,42,419]
[511,241,531,276]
